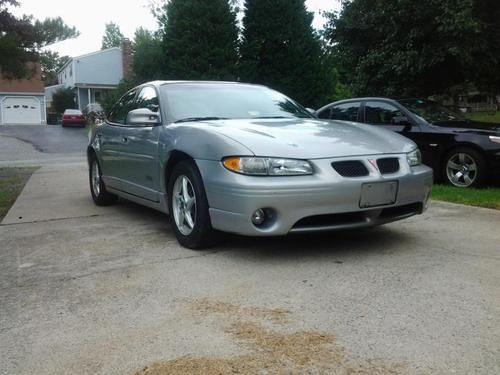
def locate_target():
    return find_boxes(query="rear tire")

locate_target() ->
[89,156,118,206]
[167,160,219,249]
[442,147,487,188]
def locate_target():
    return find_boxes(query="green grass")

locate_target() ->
[431,184,500,210]
[0,167,39,220]
[465,111,500,124]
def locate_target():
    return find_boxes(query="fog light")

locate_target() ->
[251,209,266,226]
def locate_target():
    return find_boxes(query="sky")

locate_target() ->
[11,0,341,57]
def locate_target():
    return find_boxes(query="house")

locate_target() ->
[0,63,46,125]
[50,39,132,111]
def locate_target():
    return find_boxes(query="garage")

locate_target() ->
[1,96,43,125]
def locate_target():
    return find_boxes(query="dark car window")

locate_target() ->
[136,86,159,113]
[107,89,137,124]
[365,101,404,125]
[317,107,332,119]
[330,102,361,121]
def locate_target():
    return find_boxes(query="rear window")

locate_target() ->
[64,109,82,115]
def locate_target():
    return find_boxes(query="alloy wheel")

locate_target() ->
[446,152,477,187]
[172,175,197,235]
[91,160,101,196]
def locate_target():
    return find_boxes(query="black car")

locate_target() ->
[315,98,500,188]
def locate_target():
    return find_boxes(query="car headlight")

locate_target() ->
[407,148,422,167]
[223,157,313,176]
[489,135,500,144]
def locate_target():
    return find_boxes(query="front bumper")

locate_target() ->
[197,155,433,236]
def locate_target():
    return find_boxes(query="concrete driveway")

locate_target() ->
[1,162,499,375]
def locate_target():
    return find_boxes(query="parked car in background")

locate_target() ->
[315,98,500,188]
[62,109,86,127]
[87,81,433,249]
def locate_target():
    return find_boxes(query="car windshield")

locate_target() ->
[398,99,466,123]
[161,83,313,123]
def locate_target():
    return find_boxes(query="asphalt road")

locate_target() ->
[0,163,499,374]
[0,124,88,154]
[0,125,88,167]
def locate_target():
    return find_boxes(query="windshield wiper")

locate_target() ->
[174,117,228,123]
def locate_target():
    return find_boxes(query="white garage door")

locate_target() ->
[1,97,41,125]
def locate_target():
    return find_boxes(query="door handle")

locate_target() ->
[96,133,102,138]
[122,137,128,144]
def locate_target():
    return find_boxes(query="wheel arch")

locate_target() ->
[163,150,195,192]
[87,145,97,164]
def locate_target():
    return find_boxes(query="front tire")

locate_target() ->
[89,156,118,206]
[167,160,218,249]
[442,147,486,188]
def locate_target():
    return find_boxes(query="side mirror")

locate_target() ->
[391,116,411,126]
[126,108,161,126]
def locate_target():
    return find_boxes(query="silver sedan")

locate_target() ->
[88,81,433,249]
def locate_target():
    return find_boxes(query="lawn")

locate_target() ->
[465,111,500,124]
[0,167,39,220]
[431,184,500,210]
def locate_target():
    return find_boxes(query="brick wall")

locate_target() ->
[0,63,44,93]
[121,39,132,81]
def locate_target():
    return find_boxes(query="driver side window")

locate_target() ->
[136,86,160,113]
[107,89,137,125]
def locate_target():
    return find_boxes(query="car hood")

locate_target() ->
[188,118,416,159]
[432,120,500,135]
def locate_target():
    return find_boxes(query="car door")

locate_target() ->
[119,86,162,202]
[97,89,137,190]
[362,100,423,146]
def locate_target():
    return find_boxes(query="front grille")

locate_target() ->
[331,161,369,177]
[377,158,400,174]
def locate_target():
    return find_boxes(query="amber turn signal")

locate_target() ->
[223,157,241,172]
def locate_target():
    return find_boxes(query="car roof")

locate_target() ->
[145,80,267,89]
[315,97,399,112]
[331,97,398,104]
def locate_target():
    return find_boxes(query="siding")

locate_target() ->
[74,48,123,86]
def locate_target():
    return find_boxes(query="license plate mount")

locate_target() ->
[359,181,398,208]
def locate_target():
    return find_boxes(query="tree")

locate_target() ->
[132,27,163,82]
[469,0,500,93]
[101,22,124,49]
[324,0,500,97]
[39,51,69,86]
[239,0,332,108]
[101,79,137,115]
[52,87,76,114]
[0,0,79,79]
[159,0,239,80]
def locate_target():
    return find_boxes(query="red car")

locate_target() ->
[62,109,86,127]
